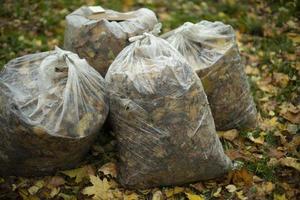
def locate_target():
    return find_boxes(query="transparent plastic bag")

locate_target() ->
[0,47,109,176]
[162,21,257,131]
[105,24,231,189]
[64,6,158,76]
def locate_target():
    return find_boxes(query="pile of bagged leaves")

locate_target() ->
[0,5,258,189]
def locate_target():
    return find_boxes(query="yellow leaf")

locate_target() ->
[152,191,163,200]
[273,72,289,88]
[61,165,95,183]
[279,157,300,171]
[262,182,274,194]
[236,190,248,200]
[28,180,45,195]
[226,184,237,193]
[50,187,60,198]
[218,129,238,141]
[245,65,259,75]
[124,193,139,200]
[185,192,205,200]
[248,132,265,145]
[82,176,116,200]
[287,33,300,44]
[164,186,185,198]
[213,187,222,197]
[274,193,287,200]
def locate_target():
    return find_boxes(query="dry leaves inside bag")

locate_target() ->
[105,30,231,189]
[0,47,109,176]
[64,6,158,76]
[163,21,258,131]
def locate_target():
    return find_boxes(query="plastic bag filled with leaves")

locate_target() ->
[0,47,109,176]
[64,6,158,76]
[162,21,257,131]
[105,24,231,189]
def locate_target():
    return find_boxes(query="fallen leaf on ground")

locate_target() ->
[268,148,285,159]
[124,193,139,200]
[99,162,117,178]
[256,182,275,197]
[248,132,266,145]
[236,190,248,200]
[279,103,300,124]
[82,176,117,200]
[226,184,237,193]
[218,129,239,141]
[152,190,163,200]
[287,32,300,44]
[213,187,222,197]
[185,192,204,200]
[28,180,45,195]
[245,65,260,75]
[164,186,185,198]
[46,176,65,188]
[61,165,95,183]
[190,182,205,191]
[279,157,300,171]
[232,167,253,186]
[273,72,289,88]
[274,193,287,200]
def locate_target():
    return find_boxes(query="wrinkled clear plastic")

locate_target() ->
[162,21,257,130]
[105,28,231,189]
[0,47,108,176]
[64,6,158,76]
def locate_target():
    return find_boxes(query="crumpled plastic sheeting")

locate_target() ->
[105,28,231,189]
[0,47,108,176]
[162,21,257,131]
[64,6,158,76]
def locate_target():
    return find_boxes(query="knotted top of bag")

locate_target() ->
[128,23,162,42]
[161,21,238,71]
[162,21,236,53]
[66,6,158,36]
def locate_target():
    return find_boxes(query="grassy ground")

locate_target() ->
[0,0,299,199]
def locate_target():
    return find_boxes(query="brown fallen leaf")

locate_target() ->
[190,182,205,192]
[279,103,300,124]
[225,149,252,161]
[46,176,65,188]
[231,167,253,186]
[256,182,275,196]
[245,65,259,75]
[99,162,117,178]
[268,148,285,159]
[256,77,278,95]
[273,72,289,88]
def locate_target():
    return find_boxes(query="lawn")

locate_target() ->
[0,0,299,199]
